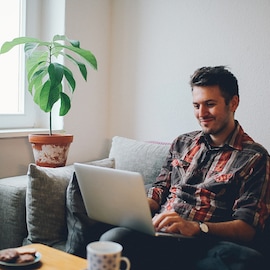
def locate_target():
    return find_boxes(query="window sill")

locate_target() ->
[0,128,64,138]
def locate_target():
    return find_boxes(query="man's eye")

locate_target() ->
[206,103,215,107]
[193,104,199,109]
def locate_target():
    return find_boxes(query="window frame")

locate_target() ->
[0,0,65,135]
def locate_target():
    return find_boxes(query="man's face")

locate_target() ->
[192,85,238,137]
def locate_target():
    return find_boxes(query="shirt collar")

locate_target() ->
[196,121,244,151]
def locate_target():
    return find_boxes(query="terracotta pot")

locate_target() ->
[28,134,74,167]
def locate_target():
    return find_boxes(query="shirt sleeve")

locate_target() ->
[147,141,175,206]
[233,152,270,231]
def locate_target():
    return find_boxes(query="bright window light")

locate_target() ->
[0,0,24,114]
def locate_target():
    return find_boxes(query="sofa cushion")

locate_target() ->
[109,136,170,185]
[65,158,115,258]
[0,175,28,249]
[25,163,75,247]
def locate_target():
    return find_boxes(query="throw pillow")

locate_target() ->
[25,163,75,247]
[0,176,28,249]
[65,158,115,258]
[108,136,170,185]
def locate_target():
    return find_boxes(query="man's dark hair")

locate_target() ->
[190,66,239,104]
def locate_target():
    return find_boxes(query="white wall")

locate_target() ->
[1,0,270,178]
[109,0,270,152]
[64,0,112,165]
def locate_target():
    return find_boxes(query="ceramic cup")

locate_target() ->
[87,241,130,270]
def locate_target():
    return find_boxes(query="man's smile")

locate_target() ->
[199,117,215,125]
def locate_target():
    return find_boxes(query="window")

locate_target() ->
[0,0,65,132]
[0,0,33,129]
[0,1,24,114]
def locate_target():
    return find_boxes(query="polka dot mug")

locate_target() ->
[87,241,130,270]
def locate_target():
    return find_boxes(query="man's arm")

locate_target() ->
[148,198,159,213]
[203,219,256,242]
[152,211,256,242]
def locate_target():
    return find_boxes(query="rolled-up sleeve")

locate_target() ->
[233,153,270,231]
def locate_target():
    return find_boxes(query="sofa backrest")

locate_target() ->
[109,136,170,185]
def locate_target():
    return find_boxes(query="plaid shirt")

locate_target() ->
[148,121,270,231]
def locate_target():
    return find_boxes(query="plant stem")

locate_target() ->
[49,111,52,135]
[49,45,52,136]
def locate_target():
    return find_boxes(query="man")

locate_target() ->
[100,66,270,269]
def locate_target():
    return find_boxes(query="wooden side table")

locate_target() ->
[0,243,87,270]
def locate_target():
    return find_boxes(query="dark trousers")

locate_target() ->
[100,227,265,270]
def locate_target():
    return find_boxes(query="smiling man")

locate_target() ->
[193,85,238,146]
[100,66,270,270]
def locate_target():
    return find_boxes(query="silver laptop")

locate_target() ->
[74,163,193,238]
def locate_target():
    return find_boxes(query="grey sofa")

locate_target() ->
[0,136,170,257]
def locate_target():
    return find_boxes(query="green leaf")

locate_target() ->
[34,80,50,109]
[53,35,80,48]
[57,44,97,70]
[27,63,47,83]
[53,35,66,42]
[24,43,40,57]
[59,92,71,116]
[63,66,76,92]
[39,80,61,112]
[48,63,64,88]
[61,52,88,81]
[78,63,87,81]
[28,68,47,95]
[24,42,38,53]
[26,50,48,68]
[51,45,63,57]
[68,39,80,48]
[0,37,47,54]
[48,84,62,111]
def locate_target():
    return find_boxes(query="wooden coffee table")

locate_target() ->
[0,243,87,270]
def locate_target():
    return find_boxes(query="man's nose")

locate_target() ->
[198,105,208,117]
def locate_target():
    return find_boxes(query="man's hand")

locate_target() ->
[152,211,200,237]
[152,211,256,242]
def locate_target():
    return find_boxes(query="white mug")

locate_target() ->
[87,241,130,270]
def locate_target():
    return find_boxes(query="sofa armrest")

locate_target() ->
[0,175,28,249]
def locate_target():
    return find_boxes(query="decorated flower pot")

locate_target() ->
[28,134,73,167]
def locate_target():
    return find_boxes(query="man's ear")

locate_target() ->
[230,95,239,112]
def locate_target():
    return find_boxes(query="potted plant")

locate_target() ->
[0,34,97,167]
